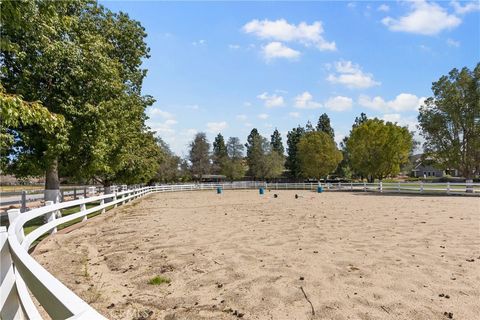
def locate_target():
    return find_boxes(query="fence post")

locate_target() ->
[78,196,87,222]
[60,189,65,202]
[420,181,424,193]
[83,187,87,198]
[447,182,451,195]
[379,181,383,193]
[466,179,473,193]
[73,188,77,200]
[44,201,57,234]
[397,182,400,192]
[21,190,27,213]
[100,198,105,214]
[7,209,24,241]
[363,181,366,192]
[0,226,26,320]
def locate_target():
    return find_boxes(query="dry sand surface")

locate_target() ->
[33,190,479,320]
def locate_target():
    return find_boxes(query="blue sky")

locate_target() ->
[102,1,479,156]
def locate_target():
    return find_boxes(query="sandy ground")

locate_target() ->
[33,190,479,320]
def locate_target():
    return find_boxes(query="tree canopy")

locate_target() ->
[418,64,480,179]
[212,133,228,174]
[245,129,284,179]
[1,0,160,190]
[297,131,342,179]
[346,119,413,182]
[316,113,335,139]
[270,128,284,155]
[222,137,245,180]
[188,132,211,179]
[285,125,305,179]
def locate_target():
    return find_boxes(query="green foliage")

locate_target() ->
[285,126,305,178]
[316,113,335,139]
[418,64,480,178]
[1,0,160,186]
[188,132,211,179]
[222,137,245,180]
[245,129,284,179]
[297,131,342,179]
[346,119,413,181]
[154,138,181,183]
[148,276,171,285]
[212,133,228,174]
[0,85,68,173]
[270,128,284,155]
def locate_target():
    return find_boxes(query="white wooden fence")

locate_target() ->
[1,182,478,319]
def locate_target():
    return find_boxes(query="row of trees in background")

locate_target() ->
[172,111,411,183]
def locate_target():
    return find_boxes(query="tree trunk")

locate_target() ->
[44,158,61,203]
[103,180,114,202]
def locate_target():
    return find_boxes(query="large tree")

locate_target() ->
[270,128,284,155]
[188,132,211,180]
[245,128,263,178]
[1,0,158,199]
[335,112,368,179]
[222,137,245,180]
[153,138,180,183]
[316,113,335,139]
[212,133,228,174]
[245,129,283,180]
[285,125,305,179]
[297,131,342,180]
[418,64,480,178]
[346,119,413,182]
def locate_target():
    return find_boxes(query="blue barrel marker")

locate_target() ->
[259,187,265,195]
[317,186,323,193]
[217,187,222,194]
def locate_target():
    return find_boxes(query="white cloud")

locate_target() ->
[148,119,178,136]
[294,91,322,109]
[228,44,241,49]
[378,4,390,12]
[243,19,336,51]
[358,93,426,112]
[451,0,480,14]
[148,107,174,119]
[236,114,248,121]
[257,92,285,107]
[446,38,460,47]
[183,128,198,136]
[206,121,228,133]
[263,42,300,60]
[382,113,419,133]
[192,39,207,46]
[289,111,301,118]
[327,60,380,89]
[258,113,269,120]
[347,2,356,9]
[324,96,353,112]
[243,102,252,107]
[382,1,461,35]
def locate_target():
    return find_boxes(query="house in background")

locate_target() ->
[411,160,459,178]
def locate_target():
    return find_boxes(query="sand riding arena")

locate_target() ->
[33,190,479,320]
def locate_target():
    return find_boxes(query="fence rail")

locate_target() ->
[1,182,479,319]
